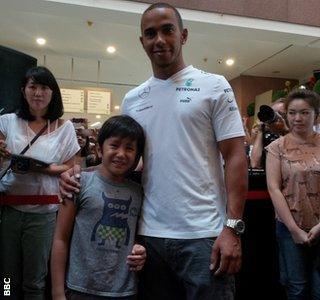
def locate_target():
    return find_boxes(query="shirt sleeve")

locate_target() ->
[0,113,13,137]
[60,121,80,163]
[211,76,245,142]
[265,139,281,160]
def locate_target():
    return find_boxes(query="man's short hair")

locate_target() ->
[141,2,184,30]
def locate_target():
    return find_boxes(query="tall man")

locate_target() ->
[60,3,247,299]
[122,3,247,300]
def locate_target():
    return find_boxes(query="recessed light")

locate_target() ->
[90,121,101,127]
[36,38,46,45]
[106,46,116,54]
[114,105,120,110]
[226,59,234,66]
[96,115,101,119]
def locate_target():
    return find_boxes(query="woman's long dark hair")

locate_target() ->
[17,66,63,121]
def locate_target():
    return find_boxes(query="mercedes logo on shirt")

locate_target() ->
[138,86,151,99]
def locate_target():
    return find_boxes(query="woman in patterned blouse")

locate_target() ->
[266,89,320,300]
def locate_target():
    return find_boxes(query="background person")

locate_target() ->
[0,66,79,299]
[74,127,91,168]
[250,99,288,169]
[86,129,102,167]
[266,89,320,299]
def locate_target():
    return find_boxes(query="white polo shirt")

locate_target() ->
[122,65,244,239]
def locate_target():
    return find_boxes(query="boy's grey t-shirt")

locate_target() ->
[66,170,142,297]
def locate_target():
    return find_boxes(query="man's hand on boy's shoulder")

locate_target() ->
[127,244,146,272]
[59,165,81,200]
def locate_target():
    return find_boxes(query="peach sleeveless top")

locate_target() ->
[266,133,320,230]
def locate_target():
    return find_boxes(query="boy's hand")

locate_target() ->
[127,244,146,272]
[59,165,81,199]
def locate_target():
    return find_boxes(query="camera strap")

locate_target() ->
[0,123,48,180]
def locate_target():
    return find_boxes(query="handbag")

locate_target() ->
[0,123,48,181]
[0,122,61,205]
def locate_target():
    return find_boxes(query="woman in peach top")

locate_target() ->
[266,89,320,300]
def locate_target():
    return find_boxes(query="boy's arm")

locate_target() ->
[51,199,77,299]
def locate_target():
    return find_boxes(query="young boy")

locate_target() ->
[51,115,146,300]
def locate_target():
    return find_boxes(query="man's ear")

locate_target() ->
[181,28,188,45]
[139,36,145,48]
[21,87,26,98]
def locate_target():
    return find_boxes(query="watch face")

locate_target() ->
[235,220,245,234]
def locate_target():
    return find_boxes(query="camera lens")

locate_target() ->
[257,105,277,123]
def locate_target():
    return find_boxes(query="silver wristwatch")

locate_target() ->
[225,219,245,235]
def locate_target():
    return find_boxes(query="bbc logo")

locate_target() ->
[3,277,10,296]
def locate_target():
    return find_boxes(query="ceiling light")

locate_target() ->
[96,115,101,119]
[114,105,120,110]
[226,59,234,66]
[36,38,46,45]
[107,46,116,54]
[90,121,101,127]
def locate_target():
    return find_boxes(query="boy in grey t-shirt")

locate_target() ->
[51,115,146,299]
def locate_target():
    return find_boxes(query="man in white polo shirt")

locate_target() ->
[122,3,247,300]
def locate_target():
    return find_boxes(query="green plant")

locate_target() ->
[272,89,287,102]
[313,79,320,94]
[247,102,255,117]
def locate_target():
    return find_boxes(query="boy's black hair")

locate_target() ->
[98,115,145,160]
[141,2,184,31]
[17,66,64,121]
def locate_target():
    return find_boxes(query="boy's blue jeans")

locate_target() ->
[137,236,235,300]
[276,221,320,300]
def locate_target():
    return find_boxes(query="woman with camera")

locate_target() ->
[266,89,320,300]
[0,66,79,299]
